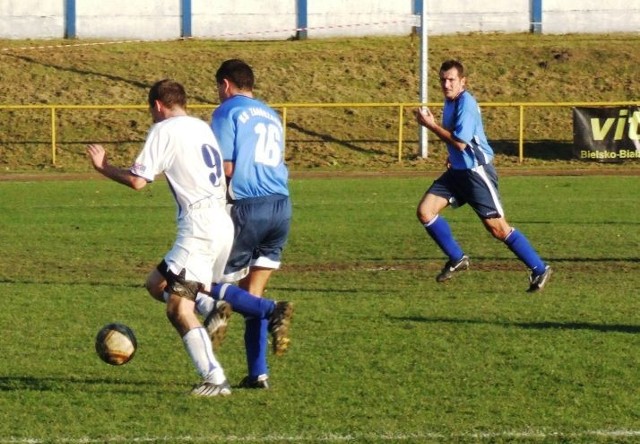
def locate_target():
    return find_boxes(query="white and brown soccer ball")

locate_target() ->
[95,323,137,365]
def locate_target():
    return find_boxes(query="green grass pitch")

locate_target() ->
[0,174,638,443]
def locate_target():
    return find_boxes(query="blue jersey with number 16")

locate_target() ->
[211,95,289,201]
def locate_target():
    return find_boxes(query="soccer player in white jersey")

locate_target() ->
[86,79,235,397]
[207,59,293,389]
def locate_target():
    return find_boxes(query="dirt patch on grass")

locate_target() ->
[1,166,638,182]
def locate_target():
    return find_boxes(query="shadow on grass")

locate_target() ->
[394,316,640,334]
[3,53,216,105]
[492,139,576,161]
[0,278,145,288]
[0,375,162,392]
[283,132,577,162]
[287,122,391,156]
[517,321,640,333]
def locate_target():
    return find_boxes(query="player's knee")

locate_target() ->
[490,225,511,240]
[417,198,444,224]
[416,206,436,224]
[145,281,164,302]
[145,269,168,302]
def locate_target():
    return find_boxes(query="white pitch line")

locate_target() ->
[2,429,640,443]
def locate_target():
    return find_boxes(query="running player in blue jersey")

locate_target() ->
[414,60,552,292]
[208,59,293,389]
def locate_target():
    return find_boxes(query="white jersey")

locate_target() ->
[131,115,227,219]
[130,115,233,288]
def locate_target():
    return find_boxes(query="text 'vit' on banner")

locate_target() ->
[573,106,640,162]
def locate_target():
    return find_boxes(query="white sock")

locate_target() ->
[195,291,215,317]
[182,327,226,384]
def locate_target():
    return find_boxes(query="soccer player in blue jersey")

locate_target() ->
[414,60,552,292]
[208,59,293,389]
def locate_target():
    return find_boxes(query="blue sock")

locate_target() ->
[245,316,269,378]
[424,215,465,261]
[504,229,546,275]
[211,283,275,318]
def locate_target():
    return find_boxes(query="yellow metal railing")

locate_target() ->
[1,101,639,166]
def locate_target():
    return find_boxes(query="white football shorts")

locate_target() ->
[163,204,234,292]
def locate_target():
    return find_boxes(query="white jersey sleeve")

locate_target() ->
[131,123,169,181]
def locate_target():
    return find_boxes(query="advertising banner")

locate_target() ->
[573,106,640,162]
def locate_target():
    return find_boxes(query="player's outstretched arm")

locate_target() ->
[86,144,147,190]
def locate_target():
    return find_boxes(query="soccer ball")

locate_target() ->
[95,323,137,366]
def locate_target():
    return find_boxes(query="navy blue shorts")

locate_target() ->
[224,194,292,275]
[427,164,504,219]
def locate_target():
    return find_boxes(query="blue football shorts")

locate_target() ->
[427,163,505,219]
[223,194,292,280]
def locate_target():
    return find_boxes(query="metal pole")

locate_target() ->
[64,0,76,39]
[419,0,428,158]
[181,0,192,38]
[296,0,308,40]
[531,0,542,34]
[51,107,57,166]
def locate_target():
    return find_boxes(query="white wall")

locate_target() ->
[76,0,181,40]
[543,0,640,34]
[192,0,296,40]
[0,2,63,39]
[0,0,639,40]
[426,0,530,35]
[306,0,415,38]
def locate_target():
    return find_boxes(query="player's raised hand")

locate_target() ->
[86,144,108,171]
[414,107,436,129]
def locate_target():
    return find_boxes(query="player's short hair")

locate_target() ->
[440,60,465,77]
[148,79,187,110]
[216,59,255,91]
